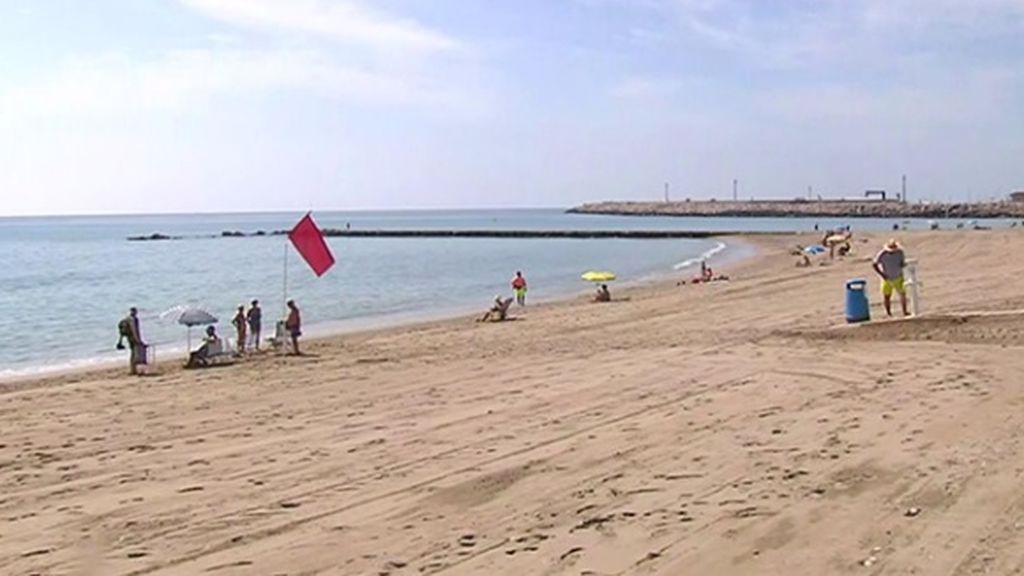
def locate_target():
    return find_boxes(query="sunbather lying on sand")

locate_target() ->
[679,272,731,285]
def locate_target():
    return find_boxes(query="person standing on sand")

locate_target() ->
[232,305,247,354]
[119,307,146,375]
[873,238,909,317]
[285,300,302,355]
[511,271,528,306]
[247,299,262,351]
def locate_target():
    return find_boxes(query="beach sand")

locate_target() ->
[4,230,1024,575]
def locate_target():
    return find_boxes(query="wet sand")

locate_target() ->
[3,231,1024,575]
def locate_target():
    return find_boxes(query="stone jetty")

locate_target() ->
[568,199,1024,219]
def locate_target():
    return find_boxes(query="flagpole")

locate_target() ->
[282,241,289,318]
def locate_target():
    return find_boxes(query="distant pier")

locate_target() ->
[569,200,1024,219]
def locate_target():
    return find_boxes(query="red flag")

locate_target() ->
[288,213,335,277]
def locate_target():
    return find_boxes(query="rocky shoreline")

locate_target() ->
[568,200,1024,219]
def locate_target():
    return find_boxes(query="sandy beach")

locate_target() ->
[4,230,1024,575]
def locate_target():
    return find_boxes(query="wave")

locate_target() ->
[673,241,727,271]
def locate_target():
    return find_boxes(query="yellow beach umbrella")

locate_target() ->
[581,271,616,282]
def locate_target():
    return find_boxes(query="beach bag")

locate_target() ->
[117,318,131,349]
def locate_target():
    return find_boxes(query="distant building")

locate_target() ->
[1011,191,1024,202]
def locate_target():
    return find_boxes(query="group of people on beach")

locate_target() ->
[119,298,305,374]
[478,269,622,322]
[479,271,530,322]
[123,233,913,373]
[230,300,263,354]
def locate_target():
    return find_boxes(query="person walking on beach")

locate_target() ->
[285,300,302,355]
[247,299,262,351]
[232,305,247,354]
[118,307,146,375]
[873,238,909,317]
[511,271,528,306]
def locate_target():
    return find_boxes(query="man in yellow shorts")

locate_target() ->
[872,238,908,317]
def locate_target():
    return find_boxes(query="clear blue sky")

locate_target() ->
[2,0,1023,215]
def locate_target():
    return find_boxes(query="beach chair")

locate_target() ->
[186,339,235,369]
[206,339,237,364]
[266,320,287,351]
[479,297,514,322]
[135,344,155,375]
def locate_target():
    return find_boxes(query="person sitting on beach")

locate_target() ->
[796,254,812,268]
[690,264,715,283]
[478,295,513,322]
[594,284,611,302]
[187,326,222,368]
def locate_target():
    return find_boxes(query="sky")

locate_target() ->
[1,0,1023,216]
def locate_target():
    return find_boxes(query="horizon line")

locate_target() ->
[0,205,574,220]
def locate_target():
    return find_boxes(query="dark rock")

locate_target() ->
[127,233,174,241]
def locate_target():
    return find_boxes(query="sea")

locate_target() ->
[0,209,1014,378]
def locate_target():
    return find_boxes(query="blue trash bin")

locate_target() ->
[845,279,870,323]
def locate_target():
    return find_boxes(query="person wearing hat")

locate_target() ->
[873,239,909,317]
[246,299,262,351]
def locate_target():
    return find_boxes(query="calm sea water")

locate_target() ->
[0,209,1012,377]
